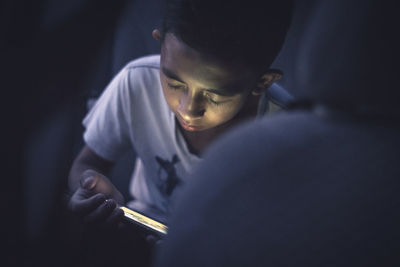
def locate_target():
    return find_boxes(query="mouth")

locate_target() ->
[176,116,202,131]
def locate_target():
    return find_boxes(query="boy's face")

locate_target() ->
[158,33,258,132]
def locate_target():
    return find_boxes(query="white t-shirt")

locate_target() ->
[83,54,202,217]
[83,55,287,218]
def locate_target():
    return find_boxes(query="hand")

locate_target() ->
[68,169,125,226]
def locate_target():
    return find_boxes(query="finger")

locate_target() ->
[69,192,106,215]
[80,170,100,190]
[111,189,125,205]
[104,207,124,225]
[83,199,117,224]
[74,185,99,200]
[80,170,125,206]
[80,170,117,199]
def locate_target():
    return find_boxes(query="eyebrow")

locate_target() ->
[162,67,238,97]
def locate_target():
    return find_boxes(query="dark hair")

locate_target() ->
[161,0,294,75]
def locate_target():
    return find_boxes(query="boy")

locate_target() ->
[68,0,293,228]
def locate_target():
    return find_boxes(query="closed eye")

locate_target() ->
[205,92,229,106]
[167,83,186,90]
[208,98,224,106]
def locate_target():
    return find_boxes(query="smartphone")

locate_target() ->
[120,206,168,236]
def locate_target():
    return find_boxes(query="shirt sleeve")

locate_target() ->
[82,67,134,161]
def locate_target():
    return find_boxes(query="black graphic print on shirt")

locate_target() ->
[155,155,182,196]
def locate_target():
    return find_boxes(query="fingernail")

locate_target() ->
[82,176,96,190]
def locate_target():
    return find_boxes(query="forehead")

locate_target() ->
[161,33,256,93]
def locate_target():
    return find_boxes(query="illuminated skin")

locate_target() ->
[153,30,281,153]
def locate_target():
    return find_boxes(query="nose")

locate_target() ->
[178,90,205,121]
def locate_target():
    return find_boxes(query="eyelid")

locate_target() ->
[166,76,185,85]
[204,92,229,105]
[167,83,183,87]
[167,83,186,89]
[204,91,229,100]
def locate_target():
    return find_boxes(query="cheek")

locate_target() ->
[206,99,245,123]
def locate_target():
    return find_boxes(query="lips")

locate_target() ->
[176,115,202,131]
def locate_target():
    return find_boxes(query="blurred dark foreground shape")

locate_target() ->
[153,1,400,266]
[2,0,162,266]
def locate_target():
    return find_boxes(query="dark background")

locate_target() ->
[1,1,316,266]
[2,1,162,265]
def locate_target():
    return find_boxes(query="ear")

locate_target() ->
[252,69,283,96]
[152,29,162,41]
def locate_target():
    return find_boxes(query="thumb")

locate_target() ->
[80,169,100,190]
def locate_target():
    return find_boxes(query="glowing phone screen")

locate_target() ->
[120,206,168,235]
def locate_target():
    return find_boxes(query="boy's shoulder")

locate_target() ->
[124,54,160,71]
